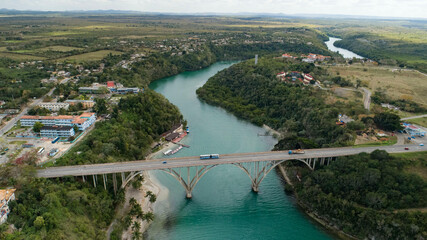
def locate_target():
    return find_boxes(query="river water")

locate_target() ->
[325,37,364,59]
[145,62,334,239]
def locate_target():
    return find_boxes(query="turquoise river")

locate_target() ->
[146,62,335,240]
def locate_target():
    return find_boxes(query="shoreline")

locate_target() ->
[277,163,358,240]
[118,130,186,239]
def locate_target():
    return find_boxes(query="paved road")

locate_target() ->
[0,88,55,136]
[401,114,427,121]
[37,143,426,178]
[361,87,371,111]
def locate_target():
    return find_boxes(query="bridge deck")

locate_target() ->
[37,144,426,178]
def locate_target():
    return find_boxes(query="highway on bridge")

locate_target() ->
[37,143,426,178]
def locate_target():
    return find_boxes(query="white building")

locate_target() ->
[0,189,16,225]
[116,87,140,94]
[41,126,75,138]
[20,113,96,131]
[37,102,69,112]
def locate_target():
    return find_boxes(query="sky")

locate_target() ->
[1,0,427,19]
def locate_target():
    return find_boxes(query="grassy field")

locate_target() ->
[37,46,84,52]
[327,64,427,107]
[57,50,123,62]
[9,141,27,145]
[353,136,397,148]
[0,52,45,60]
[406,117,427,128]
[392,151,427,181]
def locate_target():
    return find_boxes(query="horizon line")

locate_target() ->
[1,8,427,21]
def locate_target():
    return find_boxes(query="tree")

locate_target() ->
[94,98,108,115]
[374,112,402,131]
[145,191,157,203]
[356,79,362,89]
[143,212,154,222]
[346,121,365,131]
[73,125,79,133]
[33,216,45,229]
[76,102,83,110]
[33,121,44,133]
[58,107,67,115]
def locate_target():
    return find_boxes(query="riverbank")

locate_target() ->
[117,127,188,238]
[121,171,161,239]
[277,163,358,240]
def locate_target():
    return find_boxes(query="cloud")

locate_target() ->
[1,0,426,18]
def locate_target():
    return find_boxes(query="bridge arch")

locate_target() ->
[121,165,218,198]
[231,158,316,192]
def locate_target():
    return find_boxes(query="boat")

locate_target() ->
[170,145,183,155]
[163,150,172,155]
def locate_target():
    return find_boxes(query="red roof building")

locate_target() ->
[107,81,115,88]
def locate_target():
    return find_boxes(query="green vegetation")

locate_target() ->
[405,117,427,128]
[352,136,397,148]
[373,112,403,131]
[0,90,182,239]
[32,122,44,133]
[58,90,183,165]
[372,89,426,113]
[334,33,427,73]
[293,150,427,239]
[58,50,123,62]
[197,57,364,150]
[0,58,51,109]
[327,64,427,109]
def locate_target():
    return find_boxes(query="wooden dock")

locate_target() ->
[173,142,190,148]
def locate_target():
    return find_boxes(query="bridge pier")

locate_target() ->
[186,191,192,199]
[160,166,217,199]
[251,184,259,193]
[113,173,117,194]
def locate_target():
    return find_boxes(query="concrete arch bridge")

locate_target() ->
[37,144,425,198]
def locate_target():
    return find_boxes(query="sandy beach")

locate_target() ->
[114,128,186,239]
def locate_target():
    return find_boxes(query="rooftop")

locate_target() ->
[0,189,16,201]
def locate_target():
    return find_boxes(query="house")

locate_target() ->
[303,74,314,84]
[336,114,354,125]
[0,189,16,224]
[41,126,75,138]
[65,100,95,109]
[37,102,70,112]
[282,53,295,59]
[4,109,19,115]
[165,132,180,141]
[381,103,400,111]
[107,81,115,88]
[276,72,287,81]
[302,58,315,63]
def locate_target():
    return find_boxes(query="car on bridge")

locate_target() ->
[162,161,167,164]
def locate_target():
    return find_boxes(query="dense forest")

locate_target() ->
[293,150,427,239]
[0,90,182,239]
[196,57,362,149]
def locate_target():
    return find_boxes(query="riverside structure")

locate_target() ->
[37,143,426,198]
